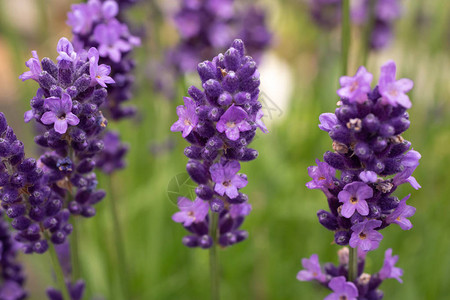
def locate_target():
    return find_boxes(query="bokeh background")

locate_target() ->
[0,0,449,299]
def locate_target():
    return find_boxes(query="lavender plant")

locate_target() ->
[297,61,420,299]
[170,39,267,297]
[67,0,141,120]
[309,0,402,50]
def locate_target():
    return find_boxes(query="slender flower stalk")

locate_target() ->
[341,0,350,75]
[48,241,71,300]
[170,39,267,298]
[297,61,420,299]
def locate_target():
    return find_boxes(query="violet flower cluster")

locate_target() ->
[297,247,403,299]
[170,39,267,248]
[309,0,402,49]
[298,61,419,299]
[67,0,141,120]
[0,112,71,254]
[0,211,26,300]
[17,38,113,250]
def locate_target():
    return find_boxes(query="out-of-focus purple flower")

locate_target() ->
[385,194,416,230]
[393,150,421,189]
[216,105,252,141]
[229,202,251,218]
[296,254,326,283]
[170,97,199,138]
[94,21,131,63]
[318,113,338,132]
[337,66,373,104]
[376,0,402,22]
[40,93,80,134]
[338,182,373,218]
[210,160,248,199]
[379,248,403,283]
[306,159,336,191]
[324,276,358,300]
[56,38,77,63]
[88,48,115,88]
[18,51,41,82]
[0,280,26,300]
[102,0,119,19]
[378,60,414,108]
[172,197,209,227]
[349,219,383,251]
[95,131,129,174]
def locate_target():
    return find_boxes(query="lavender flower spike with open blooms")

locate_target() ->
[171,39,267,249]
[298,61,420,298]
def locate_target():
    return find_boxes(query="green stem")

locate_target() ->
[106,174,129,298]
[70,215,81,281]
[348,247,358,282]
[209,212,220,300]
[48,240,71,300]
[341,0,351,75]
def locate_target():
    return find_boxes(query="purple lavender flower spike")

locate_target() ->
[324,276,358,300]
[379,248,403,283]
[171,40,264,249]
[56,38,77,63]
[338,182,373,218]
[296,254,326,283]
[337,66,373,104]
[41,93,80,134]
[18,51,41,82]
[172,197,209,227]
[88,47,115,88]
[216,105,252,141]
[170,97,199,138]
[210,160,247,199]
[318,113,338,132]
[349,219,383,251]
[378,60,414,108]
[385,194,416,230]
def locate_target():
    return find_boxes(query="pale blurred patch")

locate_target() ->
[2,0,38,34]
[0,38,18,104]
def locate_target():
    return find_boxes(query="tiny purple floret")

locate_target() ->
[56,37,77,63]
[170,97,198,138]
[385,194,416,230]
[324,276,359,300]
[40,93,80,134]
[306,159,336,191]
[337,66,373,104]
[318,113,338,132]
[378,60,414,108]
[216,105,252,141]
[296,254,326,283]
[349,219,383,251]
[210,160,247,199]
[19,51,41,82]
[338,182,373,218]
[172,197,209,227]
[88,47,115,87]
[379,248,403,283]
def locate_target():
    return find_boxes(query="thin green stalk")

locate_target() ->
[70,215,81,281]
[209,212,220,300]
[48,240,71,300]
[341,0,351,75]
[106,174,129,298]
[348,247,358,282]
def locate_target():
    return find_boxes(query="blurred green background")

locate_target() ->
[0,0,449,299]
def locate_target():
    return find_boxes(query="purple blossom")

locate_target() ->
[94,21,131,63]
[170,97,199,138]
[385,194,416,230]
[318,113,338,132]
[296,254,326,283]
[378,60,414,108]
[210,160,247,199]
[306,159,336,191]
[172,197,209,227]
[338,182,373,218]
[393,150,421,189]
[379,248,403,283]
[254,109,268,133]
[18,51,41,82]
[40,93,80,134]
[102,0,119,19]
[324,276,358,300]
[66,2,97,35]
[56,38,77,63]
[349,219,383,251]
[376,0,402,22]
[337,66,373,104]
[229,203,252,218]
[88,47,115,87]
[216,105,252,141]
